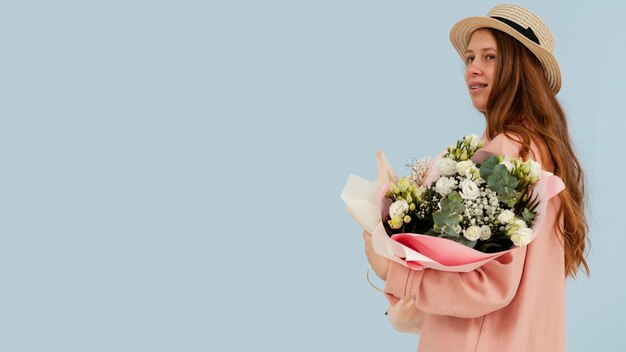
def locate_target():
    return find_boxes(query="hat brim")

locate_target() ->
[450,16,561,94]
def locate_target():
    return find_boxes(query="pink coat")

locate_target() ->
[384,131,566,352]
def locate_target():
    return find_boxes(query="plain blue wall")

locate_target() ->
[1,1,624,351]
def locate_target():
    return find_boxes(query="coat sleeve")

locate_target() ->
[383,133,544,318]
[384,247,527,318]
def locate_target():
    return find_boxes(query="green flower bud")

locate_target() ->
[409,203,416,211]
[403,215,411,223]
[399,178,410,193]
[406,194,413,203]
[460,150,468,160]
[390,183,400,194]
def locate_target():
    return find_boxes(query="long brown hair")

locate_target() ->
[484,28,590,278]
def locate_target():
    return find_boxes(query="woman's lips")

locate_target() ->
[469,83,488,94]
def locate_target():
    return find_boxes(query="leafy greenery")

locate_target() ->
[479,156,500,180]
[480,157,520,207]
[433,191,465,238]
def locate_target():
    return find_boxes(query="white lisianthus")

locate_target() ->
[511,227,533,246]
[456,160,474,176]
[463,225,481,241]
[497,210,515,224]
[466,134,481,149]
[480,225,492,240]
[505,218,527,235]
[459,178,480,200]
[529,160,542,180]
[435,176,457,197]
[500,157,514,172]
[437,157,457,176]
[389,199,409,219]
[467,165,482,181]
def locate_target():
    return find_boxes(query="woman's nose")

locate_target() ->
[467,61,483,76]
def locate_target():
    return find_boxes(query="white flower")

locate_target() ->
[469,166,484,183]
[435,176,457,197]
[463,225,481,241]
[511,227,533,246]
[480,225,492,240]
[529,160,542,180]
[459,178,480,200]
[500,158,514,172]
[437,157,457,176]
[389,199,409,219]
[497,210,515,224]
[506,218,528,236]
[406,157,432,186]
[466,134,480,149]
[456,160,474,176]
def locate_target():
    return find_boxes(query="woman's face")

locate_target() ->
[464,29,497,112]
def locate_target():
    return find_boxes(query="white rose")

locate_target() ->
[463,225,481,241]
[497,210,515,224]
[437,157,457,176]
[500,158,514,172]
[435,176,457,197]
[459,178,480,200]
[511,227,533,246]
[389,199,409,219]
[480,225,492,240]
[456,160,474,176]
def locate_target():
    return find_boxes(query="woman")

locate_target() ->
[363,4,589,352]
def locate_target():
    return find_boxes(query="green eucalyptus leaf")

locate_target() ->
[440,192,465,214]
[479,156,500,181]
[433,211,461,238]
[487,164,519,206]
[456,236,477,248]
[522,208,535,225]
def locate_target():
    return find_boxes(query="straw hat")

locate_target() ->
[450,4,561,94]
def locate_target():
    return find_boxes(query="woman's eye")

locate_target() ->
[466,56,475,64]
[486,54,496,61]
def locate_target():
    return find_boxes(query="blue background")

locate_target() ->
[1,1,624,351]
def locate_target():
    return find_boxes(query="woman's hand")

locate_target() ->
[363,231,391,281]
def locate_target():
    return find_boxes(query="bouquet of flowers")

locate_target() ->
[341,133,565,272]
[384,134,541,252]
